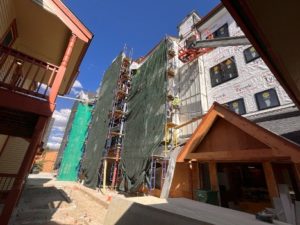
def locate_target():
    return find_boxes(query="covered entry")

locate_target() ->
[173,103,300,214]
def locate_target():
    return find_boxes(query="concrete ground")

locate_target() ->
[10,173,109,225]
[9,173,290,225]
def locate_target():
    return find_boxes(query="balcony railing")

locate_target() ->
[0,45,59,100]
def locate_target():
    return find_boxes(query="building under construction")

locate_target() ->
[57,3,300,220]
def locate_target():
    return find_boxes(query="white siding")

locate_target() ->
[200,9,293,113]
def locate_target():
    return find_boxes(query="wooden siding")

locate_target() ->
[169,163,193,199]
[0,0,15,39]
[0,137,29,174]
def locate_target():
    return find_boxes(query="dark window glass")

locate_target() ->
[210,57,238,87]
[255,88,280,110]
[244,46,260,63]
[214,24,229,38]
[2,30,13,47]
[224,98,246,115]
[185,35,197,48]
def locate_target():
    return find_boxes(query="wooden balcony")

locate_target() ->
[0,45,59,101]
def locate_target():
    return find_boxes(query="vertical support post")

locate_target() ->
[48,34,77,104]
[263,161,279,199]
[209,161,219,192]
[0,116,48,225]
[103,159,107,191]
[293,163,300,198]
[191,162,200,200]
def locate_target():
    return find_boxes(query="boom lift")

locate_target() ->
[178,35,250,63]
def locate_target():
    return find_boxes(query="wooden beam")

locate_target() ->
[263,162,279,199]
[209,161,219,192]
[186,149,290,162]
[174,115,203,129]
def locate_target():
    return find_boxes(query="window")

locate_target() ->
[244,46,260,63]
[206,23,229,39]
[210,57,238,87]
[255,88,280,110]
[1,21,17,47]
[224,98,246,115]
[185,35,197,48]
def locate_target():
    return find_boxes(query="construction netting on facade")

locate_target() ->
[80,53,123,188]
[57,102,93,181]
[119,40,168,192]
[54,102,79,170]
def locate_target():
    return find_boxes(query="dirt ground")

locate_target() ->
[10,173,109,225]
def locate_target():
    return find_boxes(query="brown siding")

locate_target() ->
[0,0,15,39]
[169,163,193,199]
[195,117,268,153]
[0,137,29,174]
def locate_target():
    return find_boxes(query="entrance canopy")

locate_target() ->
[177,103,300,163]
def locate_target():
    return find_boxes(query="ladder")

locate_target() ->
[99,53,132,189]
[149,157,157,191]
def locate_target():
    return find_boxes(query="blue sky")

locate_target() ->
[48,0,220,149]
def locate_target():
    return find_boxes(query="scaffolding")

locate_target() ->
[99,54,132,190]
[148,38,178,193]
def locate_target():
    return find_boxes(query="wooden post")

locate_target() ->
[48,34,77,104]
[294,163,300,196]
[191,162,200,200]
[0,116,48,225]
[209,161,219,191]
[263,161,279,199]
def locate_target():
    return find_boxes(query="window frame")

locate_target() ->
[224,98,246,115]
[243,46,260,64]
[206,23,229,40]
[210,57,239,87]
[254,88,280,111]
[0,20,17,48]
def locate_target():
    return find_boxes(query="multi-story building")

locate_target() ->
[174,4,299,143]
[0,1,92,223]
[165,4,300,217]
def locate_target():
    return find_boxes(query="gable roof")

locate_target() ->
[177,102,300,163]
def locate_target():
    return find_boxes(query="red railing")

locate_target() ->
[0,173,16,203]
[0,45,59,100]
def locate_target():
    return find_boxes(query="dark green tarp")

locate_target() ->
[57,103,93,181]
[120,40,167,192]
[81,54,123,188]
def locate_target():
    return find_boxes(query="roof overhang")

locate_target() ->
[177,102,300,163]
[12,0,93,95]
[221,0,300,108]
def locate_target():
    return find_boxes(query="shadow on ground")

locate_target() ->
[10,177,73,225]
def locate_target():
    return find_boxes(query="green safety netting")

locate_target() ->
[57,103,93,181]
[80,53,123,188]
[120,40,167,192]
[55,102,79,170]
